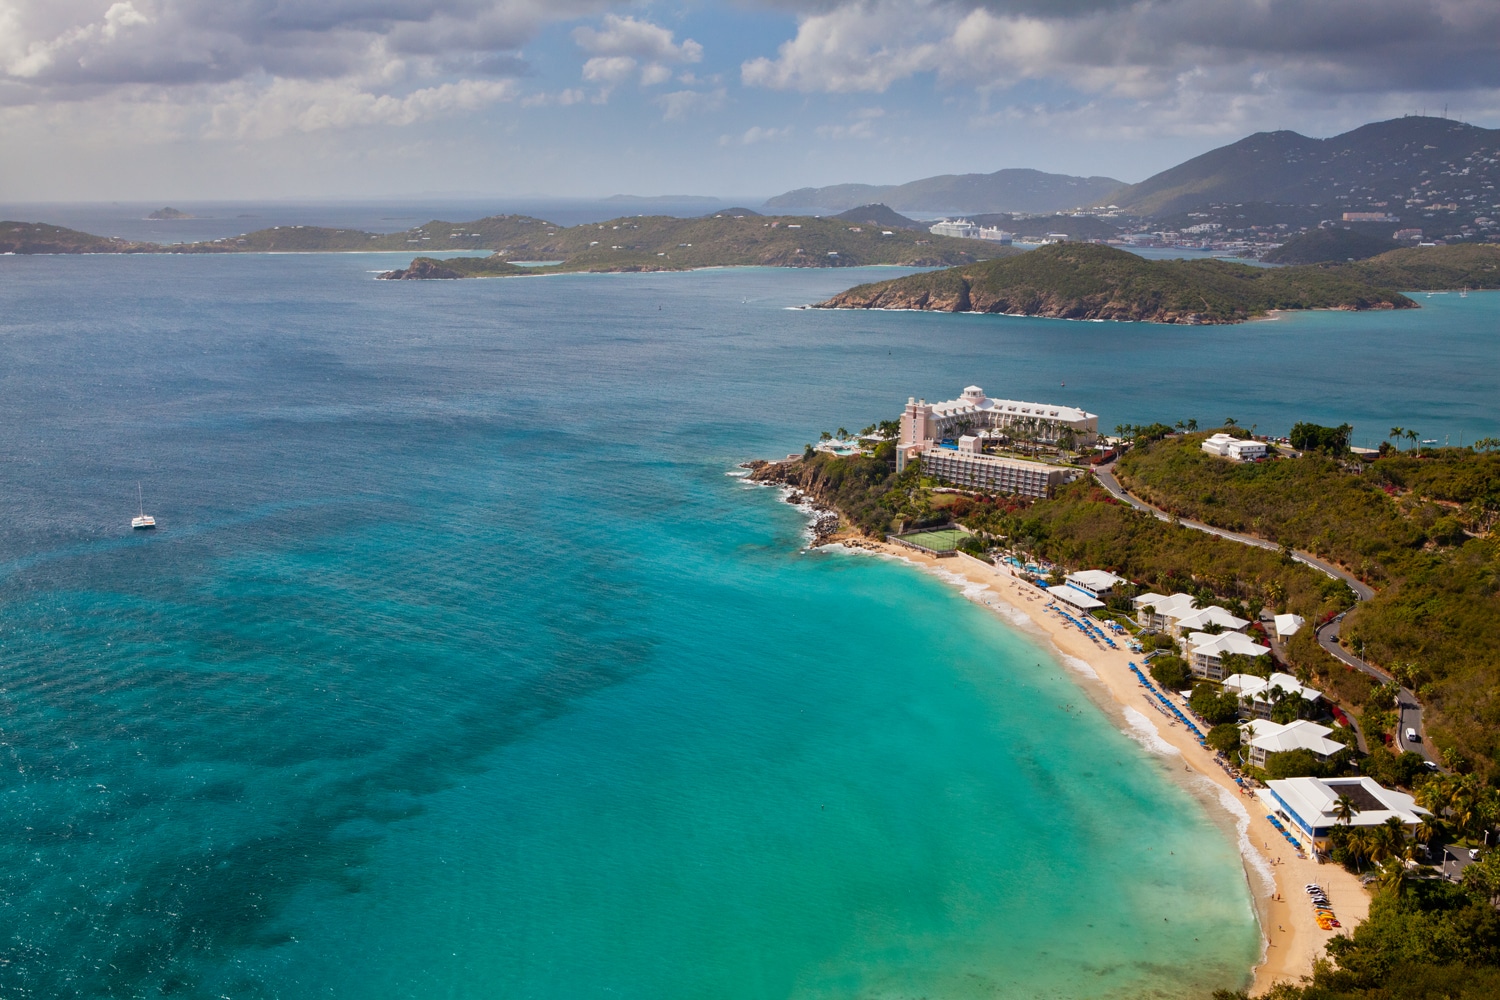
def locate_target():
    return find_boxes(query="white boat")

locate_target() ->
[132,483,156,530]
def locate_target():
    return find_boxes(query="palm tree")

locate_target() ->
[1414,813,1444,852]
[1416,773,1458,818]
[1343,827,1373,869]
[1186,419,1199,431]
[1406,429,1420,450]
[1333,793,1357,827]
[1374,857,1409,897]
[1380,815,1409,860]
[1224,417,1238,427]
[1389,426,1405,450]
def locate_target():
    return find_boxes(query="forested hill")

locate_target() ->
[764,168,1125,215]
[816,242,1419,323]
[0,221,160,254]
[1112,116,1500,216]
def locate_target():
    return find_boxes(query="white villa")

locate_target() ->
[1134,593,1250,636]
[1274,613,1306,639]
[1241,719,1345,768]
[1184,631,1270,680]
[1201,433,1268,461]
[1262,776,1428,854]
[1223,672,1324,719]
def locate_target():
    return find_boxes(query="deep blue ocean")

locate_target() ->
[0,245,1495,999]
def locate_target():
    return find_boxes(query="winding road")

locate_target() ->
[1093,460,1441,768]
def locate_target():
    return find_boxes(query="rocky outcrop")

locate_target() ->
[745,459,843,545]
[377,258,463,280]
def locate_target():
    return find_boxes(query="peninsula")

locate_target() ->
[376,212,1014,277]
[812,242,1470,323]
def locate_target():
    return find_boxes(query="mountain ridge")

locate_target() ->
[1112,116,1500,216]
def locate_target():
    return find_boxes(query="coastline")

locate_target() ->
[812,526,1369,995]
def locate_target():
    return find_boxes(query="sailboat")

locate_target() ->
[132,483,156,530]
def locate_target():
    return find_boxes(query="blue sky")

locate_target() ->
[3,0,1499,201]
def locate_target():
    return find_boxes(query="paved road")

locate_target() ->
[1095,460,1441,768]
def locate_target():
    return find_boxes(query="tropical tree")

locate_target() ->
[1389,426,1405,450]
[1378,815,1409,862]
[1333,793,1357,827]
[1405,428,1420,450]
[1224,417,1238,427]
[1373,857,1409,897]
[1414,813,1444,852]
[1186,419,1199,431]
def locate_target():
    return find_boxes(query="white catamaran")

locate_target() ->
[132,483,156,530]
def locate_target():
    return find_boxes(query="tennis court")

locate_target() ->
[897,527,965,552]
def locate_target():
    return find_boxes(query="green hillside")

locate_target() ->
[1338,243,1500,289]
[1112,116,1500,217]
[0,221,158,254]
[1262,227,1399,264]
[1116,434,1500,780]
[818,242,1414,323]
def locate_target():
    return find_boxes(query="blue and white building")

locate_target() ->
[1261,776,1427,854]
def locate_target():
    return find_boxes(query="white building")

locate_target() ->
[1223,672,1323,720]
[898,387,1100,473]
[1201,433,1268,461]
[1133,593,1249,636]
[1241,719,1345,768]
[1049,584,1105,614]
[918,448,1077,498]
[1274,613,1306,640]
[929,219,979,239]
[1263,776,1428,854]
[1184,631,1270,681]
[1066,570,1125,598]
[1176,605,1251,634]
[1134,592,1197,631]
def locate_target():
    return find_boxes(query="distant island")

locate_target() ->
[147,207,194,220]
[375,213,1017,278]
[815,243,1500,323]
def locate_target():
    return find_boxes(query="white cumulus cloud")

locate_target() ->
[572,14,702,64]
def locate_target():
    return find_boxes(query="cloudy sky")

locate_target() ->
[3,0,1499,201]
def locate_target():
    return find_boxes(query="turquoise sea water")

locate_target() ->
[1,253,1496,998]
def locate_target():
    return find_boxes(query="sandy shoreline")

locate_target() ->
[824,532,1368,995]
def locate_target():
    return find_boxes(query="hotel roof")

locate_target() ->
[1243,719,1345,757]
[928,387,1097,424]
[1175,605,1250,632]
[1066,569,1125,592]
[1267,776,1428,831]
[1050,584,1105,611]
[1186,631,1270,658]
[1223,671,1321,703]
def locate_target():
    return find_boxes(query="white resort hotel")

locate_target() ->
[897,386,1099,497]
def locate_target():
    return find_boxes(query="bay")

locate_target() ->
[1,252,1494,998]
